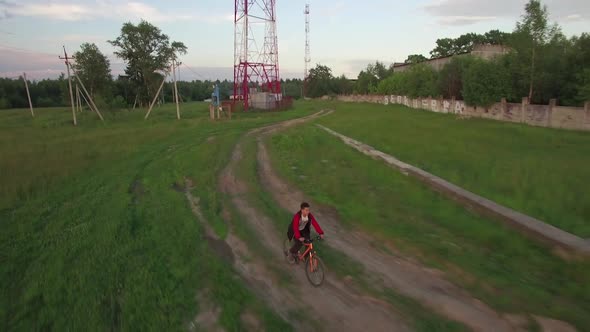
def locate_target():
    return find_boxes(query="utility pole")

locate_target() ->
[76,85,81,112]
[22,72,34,117]
[145,67,170,120]
[59,46,77,126]
[68,63,104,121]
[172,60,180,119]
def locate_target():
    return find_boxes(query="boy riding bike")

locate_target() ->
[286,202,324,260]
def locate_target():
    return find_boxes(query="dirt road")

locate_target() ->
[215,110,411,331]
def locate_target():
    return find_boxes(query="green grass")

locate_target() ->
[316,101,590,237]
[231,133,467,331]
[268,124,590,331]
[0,102,316,331]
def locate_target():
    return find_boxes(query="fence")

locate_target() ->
[335,95,590,131]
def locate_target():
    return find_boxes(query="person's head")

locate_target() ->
[300,202,310,217]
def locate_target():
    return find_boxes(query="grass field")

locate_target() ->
[0,103,318,331]
[3,100,589,330]
[315,101,590,238]
[267,120,590,330]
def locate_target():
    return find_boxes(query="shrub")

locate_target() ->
[463,58,512,107]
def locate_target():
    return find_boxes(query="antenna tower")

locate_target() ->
[304,3,311,83]
[233,0,281,111]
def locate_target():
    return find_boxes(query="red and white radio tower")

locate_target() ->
[304,3,311,84]
[234,0,281,111]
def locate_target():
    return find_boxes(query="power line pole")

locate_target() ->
[59,46,77,126]
[145,67,170,120]
[22,72,34,117]
[172,59,180,119]
[69,62,104,121]
[76,84,81,112]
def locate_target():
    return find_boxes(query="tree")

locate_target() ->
[72,43,112,99]
[405,54,427,64]
[574,69,590,104]
[354,61,392,94]
[109,20,187,105]
[463,58,511,107]
[438,56,476,99]
[430,38,455,58]
[306,64,335,98]
[561,33,590,105]
[430,30,511,58]
[514,0,554,101]
[484,29,511,45]
[333,75,354,95]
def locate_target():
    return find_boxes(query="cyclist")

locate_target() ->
[286,202,324,259]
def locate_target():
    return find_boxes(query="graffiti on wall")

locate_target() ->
[454,101,465,114]
[431,100,438,112]
[443,100,451,113]
[421,99,429,109]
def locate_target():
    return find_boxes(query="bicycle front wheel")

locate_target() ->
[305,255,325,287]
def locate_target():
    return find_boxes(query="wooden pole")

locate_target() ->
[145,74,167,120]
[132,94,138,110]
[548,99,556,128]
[61,47,77,126]
[76,85,81,112]
[70,64,104,121]
[79,87,93,112]
[521,97,528,124]
[173,60,180,119]
[22,72,34,118]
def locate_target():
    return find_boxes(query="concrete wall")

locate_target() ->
[470,44,511,60]
[335,94,590,131]
[393,44,509,73]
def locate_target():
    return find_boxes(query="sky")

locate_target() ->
[0,0,588,81]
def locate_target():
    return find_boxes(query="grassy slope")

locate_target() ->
[315,101,590,237]
[0,103,316,331]
[268,124,590,331]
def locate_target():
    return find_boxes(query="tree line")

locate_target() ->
[305,0,589,107]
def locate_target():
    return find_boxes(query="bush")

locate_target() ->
[110,95,128,110]
[0,97,9,109]
[463,58,512,107]
[376,64,439,98]
[404,64,439,98]
[438,56,476,99]
[377,74,407,95]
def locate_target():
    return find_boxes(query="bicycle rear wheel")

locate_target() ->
[305,255,325,287]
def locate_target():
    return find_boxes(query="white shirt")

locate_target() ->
[299,215,309,230]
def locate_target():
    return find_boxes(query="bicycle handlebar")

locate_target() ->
[303,235,323,244]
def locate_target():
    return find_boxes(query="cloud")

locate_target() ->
[422,0,590,26]
[436,15,497,26]
[0,46,60,74]
[0,1,233,23]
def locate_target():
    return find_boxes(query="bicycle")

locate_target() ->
[284,235,325,287]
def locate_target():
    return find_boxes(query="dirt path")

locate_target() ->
[251,112,520,332]
[217,111,412,332]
